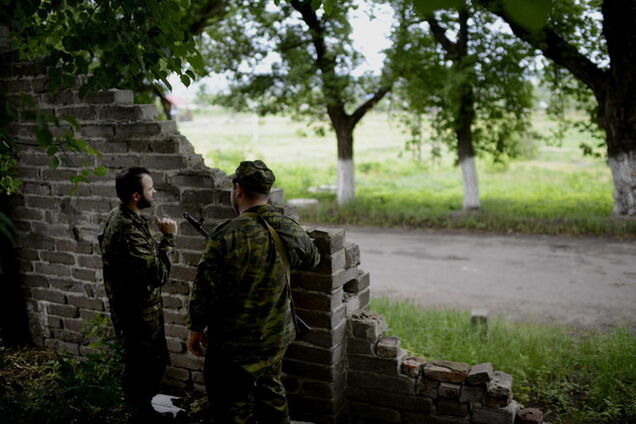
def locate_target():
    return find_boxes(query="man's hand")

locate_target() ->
[156,218,178,235]
[187,331,207,357]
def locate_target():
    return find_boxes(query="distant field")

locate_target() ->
[178,109,635,237]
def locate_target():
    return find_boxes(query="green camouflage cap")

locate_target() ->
[230,160,275,194]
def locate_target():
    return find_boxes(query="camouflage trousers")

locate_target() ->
[204,355,290,424]
[117,320,169,413]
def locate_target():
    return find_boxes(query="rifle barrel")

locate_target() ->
[183,212,209,238]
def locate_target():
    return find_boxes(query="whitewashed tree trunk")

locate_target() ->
[609,150,636,216]
[460,156,480,210]
[337,158,355,205]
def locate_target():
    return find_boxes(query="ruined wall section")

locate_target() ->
[284,229,370,424]
[1,56,230,372]
[1,50,363,424]
[346,311,540,424]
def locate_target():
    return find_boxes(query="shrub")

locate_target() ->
[0,315,127,424]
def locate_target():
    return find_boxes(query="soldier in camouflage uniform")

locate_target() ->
[187,160,320,424]
[100,167,177,423]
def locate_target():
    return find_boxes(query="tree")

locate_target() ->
[388,0,534,210]
[473,0,636,216]
[0,0,206,195]
[0,1,210,345]
[199,0,394,204]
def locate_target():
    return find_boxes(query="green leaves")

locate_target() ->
[502,0,552,32]
[412,0,464,16]
[306,0,336,14]
[410,0,552,31]
[1,0,209,194]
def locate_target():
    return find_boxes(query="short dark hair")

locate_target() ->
[115,167,150,203]
[234,181,269,201]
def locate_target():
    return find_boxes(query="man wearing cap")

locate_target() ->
[186,160,320,424]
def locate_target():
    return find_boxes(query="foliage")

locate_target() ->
[2,0,204,98]
[372,298,636,424]
[199,0,385,120]
[537,0,607,156]
[197,0,396,203]
[0,0,205,195]
[386,0,536,164]
[0,315,127,424]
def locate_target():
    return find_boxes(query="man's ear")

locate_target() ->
[233,183,243,198]
[131,192,141,202]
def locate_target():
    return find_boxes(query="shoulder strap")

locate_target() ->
[243,212,290,284]
[243,211,310,337]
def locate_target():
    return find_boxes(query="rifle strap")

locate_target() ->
[243,212,301,334]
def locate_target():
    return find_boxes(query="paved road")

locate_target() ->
[340,227,636,329]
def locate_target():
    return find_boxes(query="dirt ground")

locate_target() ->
[340,226,636,330]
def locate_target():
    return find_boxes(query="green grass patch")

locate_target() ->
[371,298,636,424]
[180,111,636,238]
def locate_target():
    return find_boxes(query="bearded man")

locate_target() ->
[100,167,177,423]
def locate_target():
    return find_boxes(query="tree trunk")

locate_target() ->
[600,1,636,216]
[456,86,480,210]
[334,121,355,205]
[599,94,636,216]
[608,150,636,215]
[460,156,480,210]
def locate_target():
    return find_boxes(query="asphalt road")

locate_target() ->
[341,227,636,329]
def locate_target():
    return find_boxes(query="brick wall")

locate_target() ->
[346,311,530,424]
[1,31,538,424]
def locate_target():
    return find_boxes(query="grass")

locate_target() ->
[178,110,636,237]
[371,298,636,424]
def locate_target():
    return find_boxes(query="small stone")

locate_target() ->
[424,360,470,383]
[484,393,512,408]
[376,336,401,358]
[436,398,469,418]
[287,198,319,209]
[471,309,489,326]
[401,356,427,378]
[467,362,494,384]
[350,310,388,341]
[438,382,461,399]
[459,384,485,403]
[487,371,513,400]
[417,378,439,399]
[516,408,544,424]
[472,400,519,424]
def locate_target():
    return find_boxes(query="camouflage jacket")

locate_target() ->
[189,204,320,371]
[100,205,174,341]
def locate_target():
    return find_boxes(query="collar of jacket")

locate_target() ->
[242,204,272,215]
[118,203,149,225]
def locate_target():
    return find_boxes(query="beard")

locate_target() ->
[138,195,152,209]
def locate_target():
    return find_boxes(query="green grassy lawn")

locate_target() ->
[371,298,636,424]
[179,109,635,237]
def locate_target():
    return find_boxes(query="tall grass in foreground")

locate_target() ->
[371,298,636,424]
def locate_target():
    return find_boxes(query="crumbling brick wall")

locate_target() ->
[1,30,537,424]
[347,311,527,424]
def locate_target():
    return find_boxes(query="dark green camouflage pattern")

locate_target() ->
[230,160,276,194]
[189,204,320,373]
[101,205,174,336]
[100,205,174,405]
[205,356,289,424]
